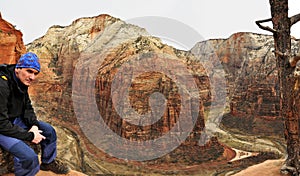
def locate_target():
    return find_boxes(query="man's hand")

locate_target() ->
[29,125,46,144]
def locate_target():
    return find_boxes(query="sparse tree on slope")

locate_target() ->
[256,0,300,175]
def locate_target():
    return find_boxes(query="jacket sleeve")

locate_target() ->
[23,92,40,129]
[0,79,34,141]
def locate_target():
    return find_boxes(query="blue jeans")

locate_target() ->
[0,118,57,176]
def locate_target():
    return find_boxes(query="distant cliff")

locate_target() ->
[192,32,299,136]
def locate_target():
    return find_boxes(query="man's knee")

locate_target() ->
[10,141,39,169]
[14,154,40,176]
[16,153,39,169]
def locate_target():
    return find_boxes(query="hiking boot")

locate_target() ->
[40,159,70,174]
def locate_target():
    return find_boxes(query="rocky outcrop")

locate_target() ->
[232,159,286,176]
[0,13,26,64]
[25,14,233,175]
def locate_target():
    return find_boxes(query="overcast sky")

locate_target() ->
[1,0,300,49]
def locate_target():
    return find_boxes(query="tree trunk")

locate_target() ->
[269,0,300,175]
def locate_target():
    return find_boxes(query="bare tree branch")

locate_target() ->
[273,50,300,68]
[290,13,300,26]
[255,18,277,33]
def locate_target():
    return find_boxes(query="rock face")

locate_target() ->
[0,13,26,64]
[232,159,286,176]
[25,14,231,175]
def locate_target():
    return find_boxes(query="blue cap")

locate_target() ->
[16,52,41,72]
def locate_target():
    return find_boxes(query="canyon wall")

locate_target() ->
[25,14,229,175]
[192,32,299,136]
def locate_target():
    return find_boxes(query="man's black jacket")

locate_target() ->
[0,64,39,141]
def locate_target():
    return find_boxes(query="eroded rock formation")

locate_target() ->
[25,14,231,175]
[195,33,298,136]
[0,13,26,64]
[192,33,300,137]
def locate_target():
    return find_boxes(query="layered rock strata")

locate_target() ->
[192,32,299,136]
[0,13,26,64]
[26,14,230,174]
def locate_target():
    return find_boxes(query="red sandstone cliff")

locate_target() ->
[24,14,234,175]
[191,32,299,137]
[0,13,26,64]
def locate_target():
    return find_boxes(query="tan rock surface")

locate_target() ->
[233,159,289,176]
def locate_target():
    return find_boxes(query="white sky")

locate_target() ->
[0,0,300,49]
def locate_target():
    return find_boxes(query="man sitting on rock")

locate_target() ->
[0,52,69,175]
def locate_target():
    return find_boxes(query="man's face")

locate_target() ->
[15,68,39,86]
